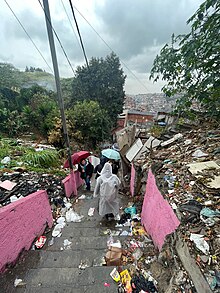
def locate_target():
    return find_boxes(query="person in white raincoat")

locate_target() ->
[93,162,120,220]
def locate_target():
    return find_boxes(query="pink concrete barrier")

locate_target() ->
[62,170,84,197]
[141,169,180,251]
[0,190,53,272]
[130,163,135,196]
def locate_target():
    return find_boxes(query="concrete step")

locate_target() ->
[24,284,117,293]
[23,267,117,289]
[29,250,106,268]
[47,236,111,251]
[61,226,101,237]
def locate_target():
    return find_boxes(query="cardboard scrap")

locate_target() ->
[187,161,220,189]
[0,180,17,191]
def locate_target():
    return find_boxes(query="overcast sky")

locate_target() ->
[0,0,204,94]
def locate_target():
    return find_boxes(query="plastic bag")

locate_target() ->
[190,233,209,255]
[66,208,84,223]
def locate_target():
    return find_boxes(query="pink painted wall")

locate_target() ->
[0,190,53,272]
[141,169,180,251]
[130,163,135,196]
[62,170,83,197]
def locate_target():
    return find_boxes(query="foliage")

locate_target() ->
[23,149,60,168]
[150,0,220,118]
[61,77,73,107]
[0,138,61,169]
[69,100,111,147]
[48,117,80,148]
[150,125,164,137]
[25,66,44,72]
[0,63,21,89]
[69,53,126,126]
[22,89,59,137]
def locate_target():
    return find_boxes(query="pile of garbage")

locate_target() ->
[132,121,220,291]
[99,204,173,292]
[0,170,65,207]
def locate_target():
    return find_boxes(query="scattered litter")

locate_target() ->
[120,230,130,236]
[192,149,208,158]
[9,195,19,203]
[65,202,72,210]
[88,207,95,217]
[78,194,86,200]
[0,180,17,191]
[110,268,121,282]
[160,133,183,147]
[190,233,210,255]
[35,236,46,249]
[52,223,64,237]
[200,207,220,218]
[62,239,72,250]
[104,282,110,287]
[78,260,89,270]
[56,216,66,225]
[132,247,143,260]
[1,156,11,165]
[110,230,121,236]
[48,238,54,246]
[111,241,122,249]
[66,209,84,222]
[14,278,26,287]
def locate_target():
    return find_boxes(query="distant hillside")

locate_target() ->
[21,71,56,91]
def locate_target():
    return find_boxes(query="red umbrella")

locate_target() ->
[63,151,91,168]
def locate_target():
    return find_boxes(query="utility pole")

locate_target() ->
[42,0,73,170]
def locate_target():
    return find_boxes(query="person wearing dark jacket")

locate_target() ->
[94,156,108,179]
[78,159,94,191]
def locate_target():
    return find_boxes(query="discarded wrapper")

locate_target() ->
[35,236,46,249]
[88,207,95,217]
[120,269,132,293]
[110,268,121,282]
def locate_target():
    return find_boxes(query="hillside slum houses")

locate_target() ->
[116,118,220,292]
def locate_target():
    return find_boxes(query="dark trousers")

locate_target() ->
[85,177,91,191]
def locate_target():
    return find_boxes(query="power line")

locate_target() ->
[73,5,150,92]
[60,0,81,52]
[3,0,53,73]
[38,0,75,74]
[68,0,89,69]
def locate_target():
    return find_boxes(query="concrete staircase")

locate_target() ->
[1,194,127,293]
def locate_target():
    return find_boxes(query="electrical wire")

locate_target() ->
[73,5,150,92]
[60,0,81,52]
[3,0,53,73]
[38,0,75,74]
[68,0,89,69]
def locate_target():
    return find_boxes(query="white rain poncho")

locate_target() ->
[93,162,120,217]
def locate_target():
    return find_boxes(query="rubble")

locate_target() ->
[125,120,220,291]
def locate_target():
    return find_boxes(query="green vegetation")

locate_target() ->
[0,138,63,174]
[0,52,126,147]
[150,0,220,119]
[68,52,126,126]
[69,100,111,147]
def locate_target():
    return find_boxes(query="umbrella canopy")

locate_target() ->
[101,148,120,161]
[63,151,90,168]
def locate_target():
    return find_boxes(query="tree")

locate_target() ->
[69,53,126,126]
[68,100,111,147]
[0,63,21,89]
[22,88,59,137]
[150,0,220,118]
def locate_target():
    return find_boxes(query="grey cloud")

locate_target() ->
[5,9,48,42]
[95,0,203,59]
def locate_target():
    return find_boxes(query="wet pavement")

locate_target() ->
[0,188,129,293]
